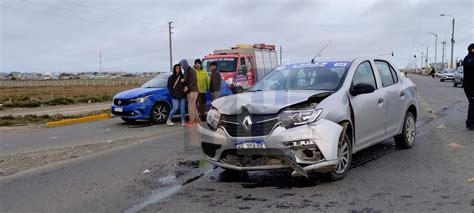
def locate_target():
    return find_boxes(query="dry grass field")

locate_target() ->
[0,85,139,109]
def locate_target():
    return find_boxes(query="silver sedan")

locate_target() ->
[200,57,418,181]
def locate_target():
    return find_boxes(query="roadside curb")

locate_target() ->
[46,113,112,127]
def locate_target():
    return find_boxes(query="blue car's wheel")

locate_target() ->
[150,102,169,124]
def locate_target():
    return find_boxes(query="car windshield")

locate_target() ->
[141,74,170,88]
[202,58,237,72]
[250,61,351,91]
[444,70,454,73]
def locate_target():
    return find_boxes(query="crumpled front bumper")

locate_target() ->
[199,119,343,174]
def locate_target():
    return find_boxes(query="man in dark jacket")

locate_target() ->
[463,43,474,130]
[179,59,200,126]
[209,62,221,100]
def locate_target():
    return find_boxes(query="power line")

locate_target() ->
[23,1,168,31]
[0,4,164,32]
[61,1,163,23]
[406,7,426,68]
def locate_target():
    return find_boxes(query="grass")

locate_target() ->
[0,109,111,126]
[0,85,136,109]
[0,95,113,109]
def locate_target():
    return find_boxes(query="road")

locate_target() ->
[0,75,473,212]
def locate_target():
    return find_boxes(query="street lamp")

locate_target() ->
[428,32,438,65]
[440,14,455,68]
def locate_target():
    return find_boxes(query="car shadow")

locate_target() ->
[212,140,399,189]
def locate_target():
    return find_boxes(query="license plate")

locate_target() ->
[235,140,266,149]
[114,107,123,112]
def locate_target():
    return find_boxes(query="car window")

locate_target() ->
[375,60,396,87]
[388,64,398,83]
[352,61,377,89]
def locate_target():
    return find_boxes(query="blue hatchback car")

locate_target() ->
[111,73,233,124]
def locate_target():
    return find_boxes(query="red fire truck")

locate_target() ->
[202,43,279,93]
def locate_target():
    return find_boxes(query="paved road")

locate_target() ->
[0,102,112,116]
[0,75,472,212]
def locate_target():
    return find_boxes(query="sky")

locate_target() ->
[0,0,472,73]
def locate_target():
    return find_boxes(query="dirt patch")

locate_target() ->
[0,85,137,108]
[0,138,140,176]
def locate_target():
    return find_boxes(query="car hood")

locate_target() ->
[113,87,166,99]
[212,90,332,115]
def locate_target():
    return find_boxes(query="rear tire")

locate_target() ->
[440,79,444,82]
[395,111,416,149]
[150,102,170,124]
[326,134,352,181]
[121,118,137,123]
[453,80,458,87]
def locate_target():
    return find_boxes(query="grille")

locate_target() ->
[114,99,131,106]
[220,113,279,137]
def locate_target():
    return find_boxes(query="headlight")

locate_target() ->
[278,108,323,128]
[225,78,233,85]
[206,107,221,130]
[130,95,151,103]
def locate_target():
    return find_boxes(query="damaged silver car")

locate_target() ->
[200,57,418,181]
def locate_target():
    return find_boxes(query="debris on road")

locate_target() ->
[143,169,151,174]
[468,177,474,183]
[436,124,446,129]
[447,143,460,148]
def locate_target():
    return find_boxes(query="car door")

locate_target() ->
[349,61,386,147]
[374,60,405,135]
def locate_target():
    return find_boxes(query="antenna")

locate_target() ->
[311,41,332,63]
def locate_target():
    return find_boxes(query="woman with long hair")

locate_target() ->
[167,64,187,126]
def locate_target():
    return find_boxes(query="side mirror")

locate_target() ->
[350,83,375,96]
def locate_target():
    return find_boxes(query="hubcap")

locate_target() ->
[405,115,416,144]
[335,136,350,174]
[153,105,168,122]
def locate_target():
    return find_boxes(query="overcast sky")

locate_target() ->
[0,0,472,73]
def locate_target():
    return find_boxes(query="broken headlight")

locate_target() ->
[278,108,323,128]
[206,107,221,130]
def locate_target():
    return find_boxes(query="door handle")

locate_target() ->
[400,91,405,97]
[378,98,384,104]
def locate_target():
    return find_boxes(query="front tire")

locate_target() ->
[326,134,352,181]
[150,102,170,124]
[453,80,458,87]
[394,111,416,149]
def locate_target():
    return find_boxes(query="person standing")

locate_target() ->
[463,43,474,130]
[194,59,210,121]
[180,59,200,127]
[166,64,186,126]
[209,62,222,101]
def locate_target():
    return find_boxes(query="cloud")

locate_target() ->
[0,0,472,72]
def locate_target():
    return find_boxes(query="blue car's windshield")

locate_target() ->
[250,61,351,91]
[141,74,170,88]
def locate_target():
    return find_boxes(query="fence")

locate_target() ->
[0,78,153,87]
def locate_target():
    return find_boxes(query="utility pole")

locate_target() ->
[280,46,283,65]
[426,46,429,68]
[428,32,438,64]
[421,51,424,68]
[450,17,455,68]
[441,41,446,70]
[168,21,173,72]
[414,55,417,73]
[440,14,455,68]
[99,50,102,72]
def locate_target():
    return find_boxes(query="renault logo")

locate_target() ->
[242,116,252,131]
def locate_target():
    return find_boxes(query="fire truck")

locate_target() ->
[202,43,279,93]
